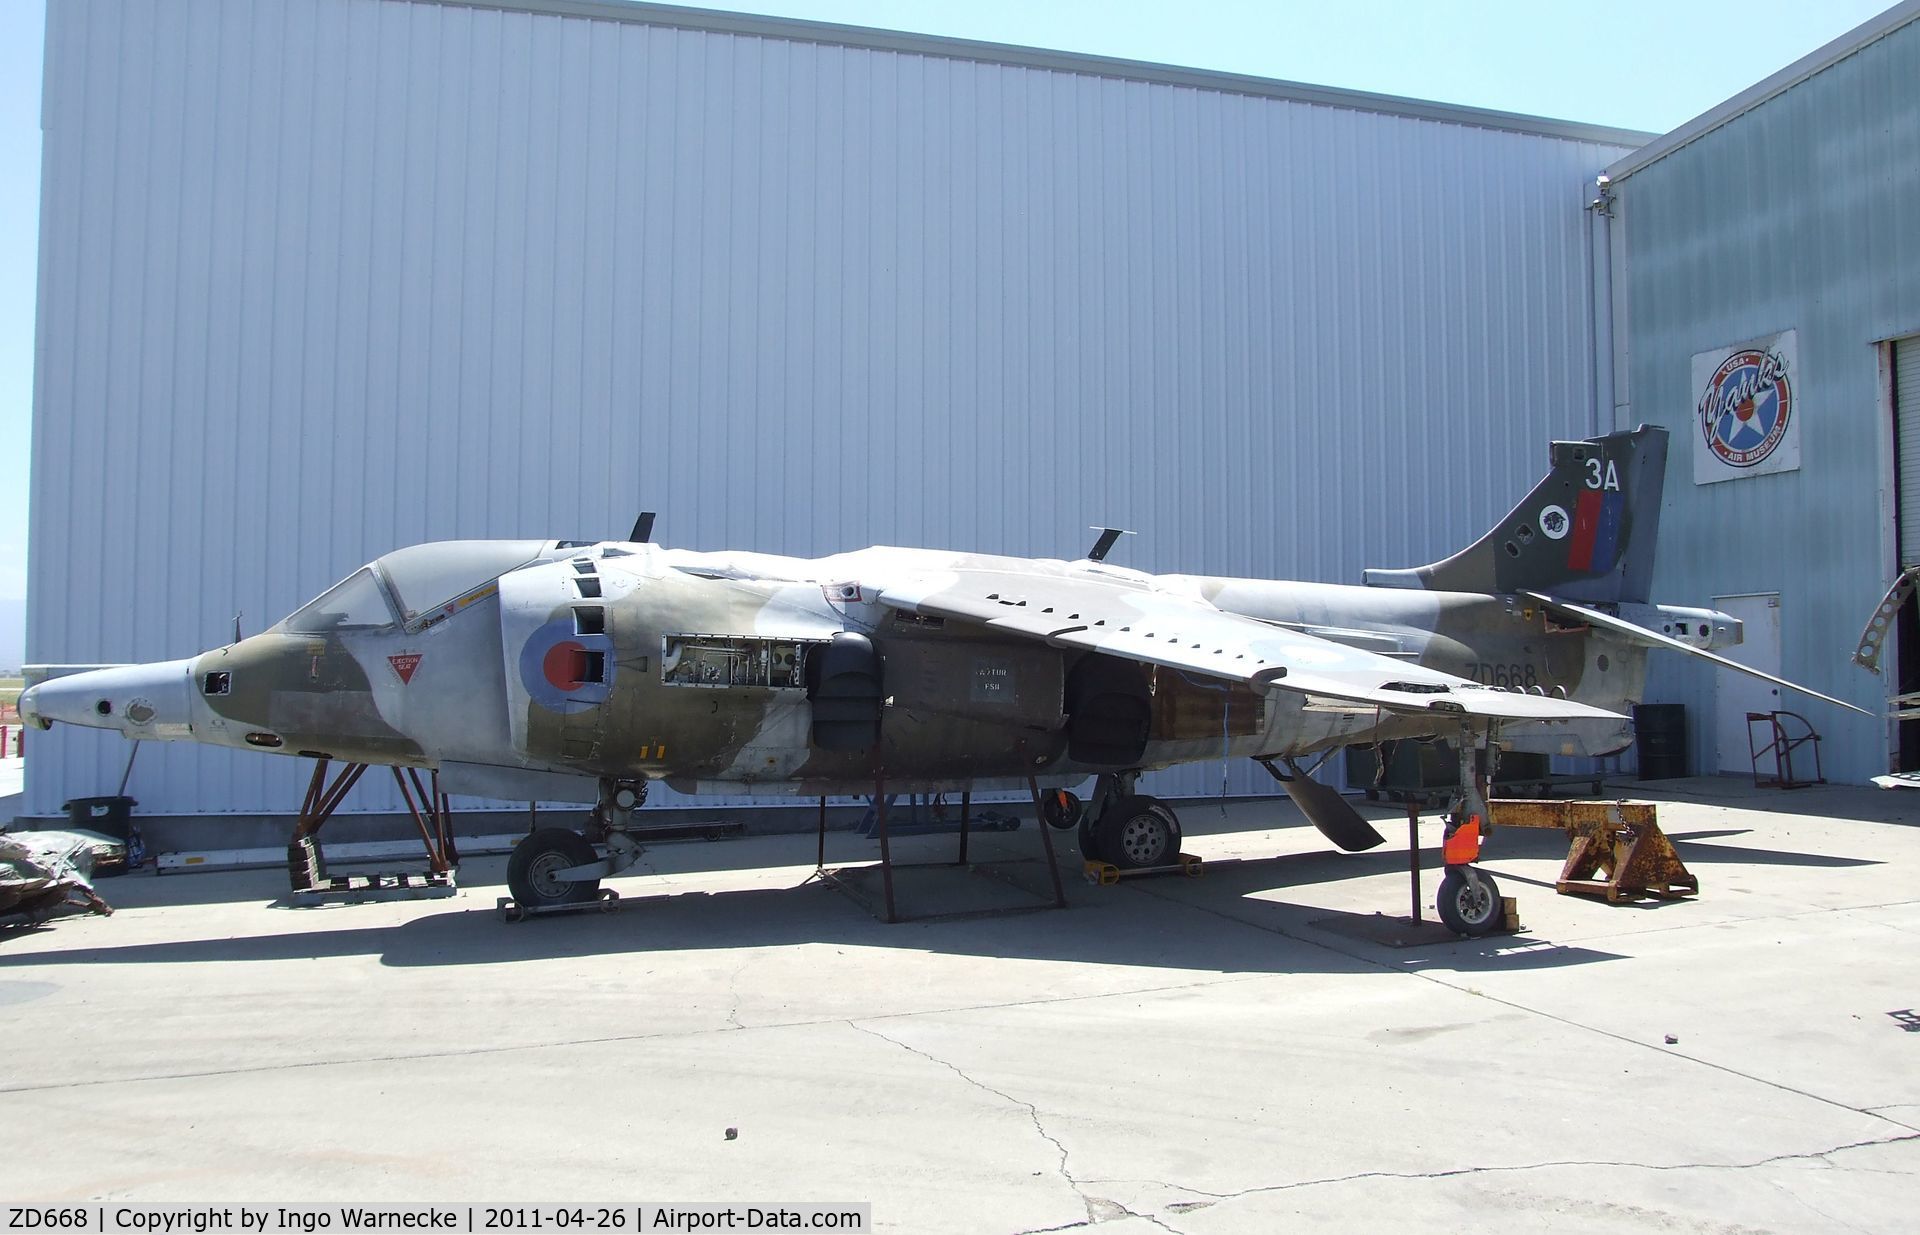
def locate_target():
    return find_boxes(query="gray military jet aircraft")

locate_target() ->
[22,426,1860,933]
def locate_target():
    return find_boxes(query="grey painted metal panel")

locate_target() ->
[1613,18,1920,783]
[27,0,1631,816]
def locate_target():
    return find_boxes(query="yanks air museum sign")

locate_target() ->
[1693,329,1800,485]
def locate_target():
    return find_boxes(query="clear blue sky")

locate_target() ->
[0,0,1897,619]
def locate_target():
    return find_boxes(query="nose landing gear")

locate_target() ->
[506,828,601,909]
[1435,864,1504,936]
[503,777,650,912]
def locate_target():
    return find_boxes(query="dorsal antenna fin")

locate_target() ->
[1086,527,1135,562]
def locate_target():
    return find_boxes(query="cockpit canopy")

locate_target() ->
[283,540,565,633]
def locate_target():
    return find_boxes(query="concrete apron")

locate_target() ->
[0,775,1914,1233]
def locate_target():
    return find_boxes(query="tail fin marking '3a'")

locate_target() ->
[1364,426,1668,604]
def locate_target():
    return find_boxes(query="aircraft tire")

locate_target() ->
[1077,815,1105,862]
[1436,867,1503,937]
[1041,789,1084,831]
[508,827,601,910]
[1098,795,1182,870]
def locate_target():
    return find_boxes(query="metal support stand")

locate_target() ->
[1492,798,1699,901]
[1026,776,1068,909]
[393,766,458,874]
[875,772,897,923]
[287,757,458,897]
[1407,802,1422,924]
[813,771,1067,922]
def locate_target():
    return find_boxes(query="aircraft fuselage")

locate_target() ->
[26,541,1730,800]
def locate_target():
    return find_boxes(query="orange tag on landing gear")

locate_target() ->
[1443,816,1483,866]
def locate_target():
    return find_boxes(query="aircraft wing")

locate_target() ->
[876,570,1622,722]
[1524,591,1873,717]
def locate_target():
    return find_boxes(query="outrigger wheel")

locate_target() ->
[507,827,601,910]
[1091,794,1183,870]
[1040,789,1084,831]
[1435,866,1504,937]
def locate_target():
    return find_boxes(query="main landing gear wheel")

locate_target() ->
[1436,866,1504,937]
[1040,790,1084,831]
[1093,795,1183,870]
[508,828,601,909]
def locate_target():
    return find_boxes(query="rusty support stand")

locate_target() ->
[1407,802,1422,924]
[1491,799,1698,902]
[287,757,458,897]
[393,766,457,874]
[874,772,897,923]
[293,757,368,842]
[956,790,972,866]
[816,795,828,870]
[1026,776,1068,909]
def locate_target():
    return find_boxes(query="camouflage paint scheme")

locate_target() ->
[27,427,1829,803]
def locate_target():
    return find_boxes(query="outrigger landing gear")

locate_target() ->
[1436,865,1504,936]
[1435,723,1506,937]
[503,776,650,911]
[1039,789,1084,831]
[1079,773,1184,870]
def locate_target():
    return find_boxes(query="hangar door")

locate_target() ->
[1893,336,1920,769]
[1899,336,1920,568]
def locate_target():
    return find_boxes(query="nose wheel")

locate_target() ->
[507,827,602,909]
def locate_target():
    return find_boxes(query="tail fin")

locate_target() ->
[1364,426,1668,604]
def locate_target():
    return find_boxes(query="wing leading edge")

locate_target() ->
[877,569,1621,724]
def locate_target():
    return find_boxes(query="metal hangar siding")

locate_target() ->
[1605,4,1920,786]
[26,0,1638,817]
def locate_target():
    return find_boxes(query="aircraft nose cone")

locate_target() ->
[17,683,44,729]
[22,660,197,738]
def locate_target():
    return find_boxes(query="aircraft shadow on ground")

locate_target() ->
[0,843,1630,978]
[1479,822,1881,870]
[1598,777,1920,826]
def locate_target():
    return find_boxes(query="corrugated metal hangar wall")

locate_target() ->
[25,0,1640,819]
[1606,6,1920,786]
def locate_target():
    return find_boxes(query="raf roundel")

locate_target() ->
[517,618,615,714]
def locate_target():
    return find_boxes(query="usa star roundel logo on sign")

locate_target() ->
[1701,349,1791,466]
[389,653,423,684]
[1691,330,1801,484]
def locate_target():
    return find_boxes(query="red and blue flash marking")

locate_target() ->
[1566,489,1624,574]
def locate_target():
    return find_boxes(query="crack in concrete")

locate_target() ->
[1763,1175,1875,1235]
[1121,878,1920,1138]
[1081,1131,1920,1209]
[721,956,750,1031]
[848,1022,1182,1235]
[0,971,1265,1096]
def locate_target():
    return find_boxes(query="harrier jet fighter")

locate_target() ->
[21,426,1860,932]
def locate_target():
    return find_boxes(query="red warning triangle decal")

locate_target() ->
[388,653,423,685]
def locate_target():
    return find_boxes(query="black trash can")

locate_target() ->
[1633,705,1687,780]
[63,795,137,843]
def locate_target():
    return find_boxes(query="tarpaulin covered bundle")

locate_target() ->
[0,830,116,924]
